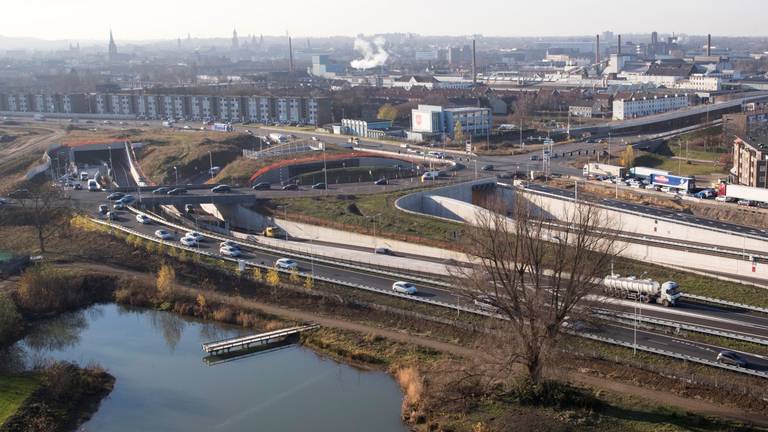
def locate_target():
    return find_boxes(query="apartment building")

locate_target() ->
[612,93,689,120]
[732,135,768,188]
[1,92,330,125]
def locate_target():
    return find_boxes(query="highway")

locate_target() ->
[83,194,768,375]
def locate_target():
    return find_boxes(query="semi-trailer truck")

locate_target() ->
[583,163,625,178]
[718,183,768,205]
[630,166,670,179]
[602,274,681,307]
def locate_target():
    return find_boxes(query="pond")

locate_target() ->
[11,304,407,432]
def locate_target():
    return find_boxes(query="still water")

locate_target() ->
[14,304,407,432]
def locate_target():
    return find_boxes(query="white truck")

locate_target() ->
[718,183,768,205]
[630,166,670,180]
[583,163,625,178]
[162,121,174,128]
[602,274,681,307]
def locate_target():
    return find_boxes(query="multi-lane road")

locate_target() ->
[87,195,768,374]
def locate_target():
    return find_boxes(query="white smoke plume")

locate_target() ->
[350,36,389,70]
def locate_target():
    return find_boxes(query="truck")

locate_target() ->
[602,274,681,307]
[718,183,768,205]
[630,166,670,179]
[162,121,174,128]
[86,179,100,192]
[268,133,288,144]
[583,163,625,178]
[650,174,695,191]
[208,122,233,132]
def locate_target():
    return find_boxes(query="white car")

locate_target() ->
[154,230,173,240]
[220,245,241,257]
[392,281,418,295]
[185,231,205,242]
[220,240,240,250]
[135,214,151,224]
[275,258,298,270]
[180,236,198,247]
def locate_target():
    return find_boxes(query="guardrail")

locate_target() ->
[570,330,768,380]
[129,207,455,288]
[682,293,768,315]
[592,308,768,346]
[90,216,768,380]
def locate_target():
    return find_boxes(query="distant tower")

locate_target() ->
[288,36,295,73]
[307,38,311,49]
[177,37,182,49]
[108,29,118,60]
[707,34,712,56]
[232,28,239,49]
[259,34,264,46]
[471,39,477,84]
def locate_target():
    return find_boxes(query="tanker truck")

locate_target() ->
[602,274,681,307]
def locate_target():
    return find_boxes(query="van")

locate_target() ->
[421,171,440,181]
[80,172,89,181]
[87,179,99,192]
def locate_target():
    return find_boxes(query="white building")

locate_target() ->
[613,94,689,120]
[217,96,242,121]
[676,75,722,91]
[190,95,216,120]
[410,104,491,140]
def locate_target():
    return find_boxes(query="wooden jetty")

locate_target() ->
[202,324,319,356]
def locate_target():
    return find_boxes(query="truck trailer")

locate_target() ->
[718,183,768,205]
[269,133,288,144]
[583,163,625,178]
[650,173,695,191]
[602,274,681,307]
[630,166,670,179]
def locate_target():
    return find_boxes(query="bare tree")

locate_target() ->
[454,194,619,385]
[15,182,68,254]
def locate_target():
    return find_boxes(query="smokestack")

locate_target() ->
[288,36,294,73]
[595,34,600,64]
[472,39,477,85]
[617,35,621,56]
[707,34,711,56]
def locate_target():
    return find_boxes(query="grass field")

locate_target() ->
[0,374,42,425]
[269,189,463,245]
[634,152,728,177]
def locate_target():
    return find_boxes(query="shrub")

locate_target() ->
[265,269,280,286]
[16,265,90,314]
[0,292,21,343]
[509,378,601,411]
[156,264,177,302]
[289,269,301,284]
[251,267,263,282]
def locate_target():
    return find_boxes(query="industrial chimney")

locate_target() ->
[707,34,712,56]
[472,39,477,84]
[288,36,294,73]
[617,35,621,56]
[595,34,600,64]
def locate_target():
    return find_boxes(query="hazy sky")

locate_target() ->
[4,0,766,40]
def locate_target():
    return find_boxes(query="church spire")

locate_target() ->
[108,28,118,60]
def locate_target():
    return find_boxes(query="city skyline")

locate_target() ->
[3,0,768,42]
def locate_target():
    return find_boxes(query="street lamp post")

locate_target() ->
[173,166,178,186]
[209,151,214,181]
[368,213,382,251]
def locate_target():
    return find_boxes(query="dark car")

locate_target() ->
[717,351,747,367]
[184,204,194,213]
[481,164,494,171]
[496,172,514,179]
[73,183,83,190]
[374,178,388,186]
[152,187,170,194]
[311,183,327,190]
[211,185,231,193]
[167,188,188,195]
[374,247,393,255]
[107,192,125,201]
[8,189,30,199]
[98,204,109,215]
[282,184,298,191]
[251,182,271,190]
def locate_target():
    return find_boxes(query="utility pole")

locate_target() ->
[209,151,214,180]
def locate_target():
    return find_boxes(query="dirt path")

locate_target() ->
[58,262,768,427]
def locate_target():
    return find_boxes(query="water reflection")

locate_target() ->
[23,310,90,352]
[148,309,186,353]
